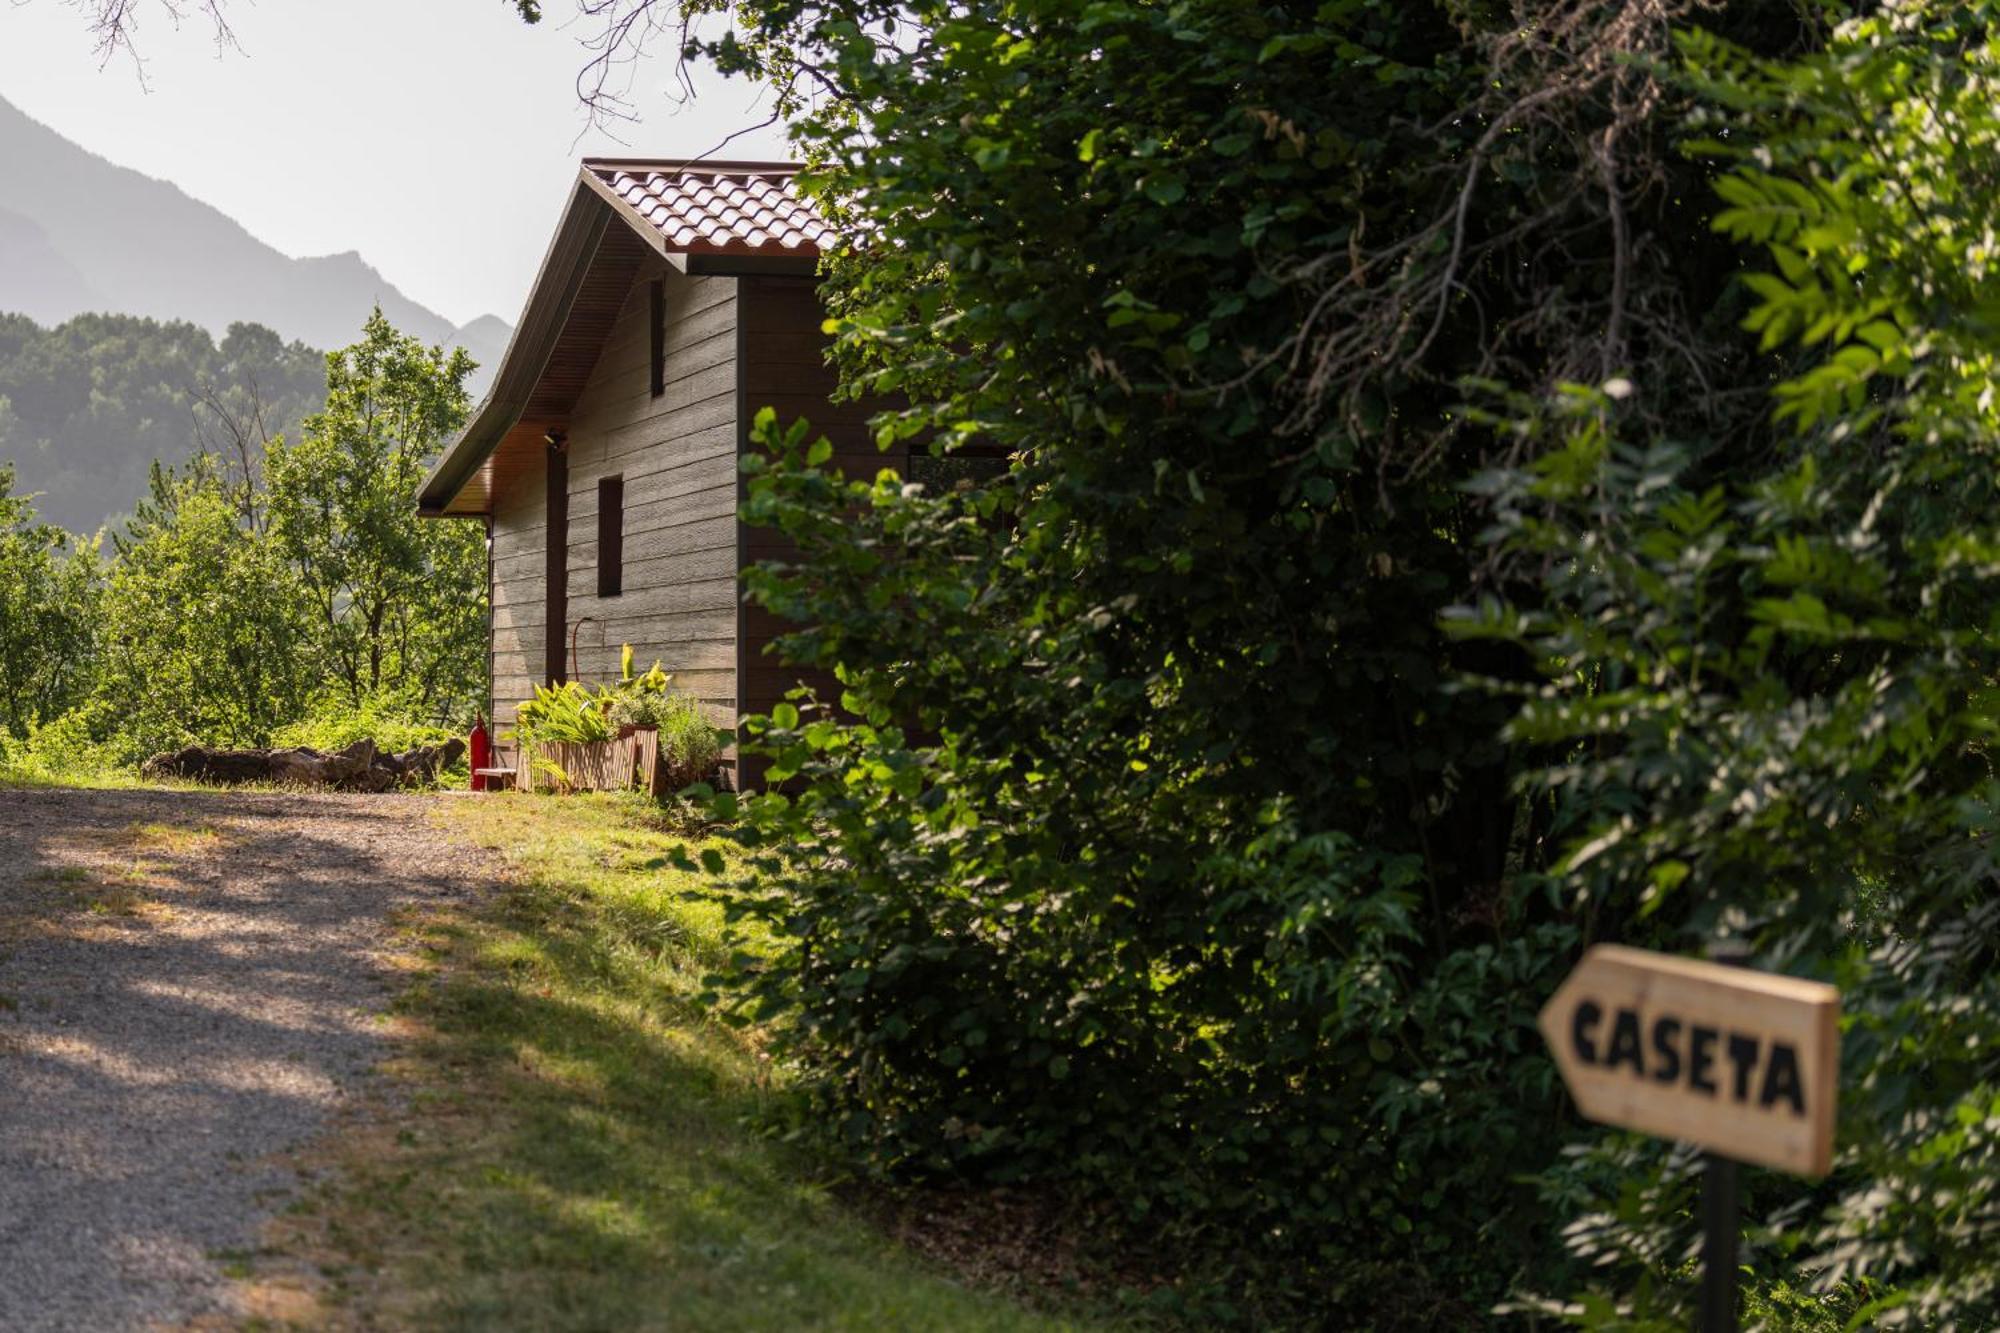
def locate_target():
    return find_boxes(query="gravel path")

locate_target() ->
[0,786,481,1332]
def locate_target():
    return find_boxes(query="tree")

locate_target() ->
[1458,6,2000,1325]
[42,0,238,65]
[93,454,309,757]
[42,0,539,67]
[608,0,1831,1320]
[79,312,485,760]
[0,464,99,739]
[263,311,481,721]
[0,312,324,533]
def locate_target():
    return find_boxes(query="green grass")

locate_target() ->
[284,791,1115,1331]
[0,762,148,791]
[0,755,234,794]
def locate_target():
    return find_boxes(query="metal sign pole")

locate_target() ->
[1700,1152,1739,1332]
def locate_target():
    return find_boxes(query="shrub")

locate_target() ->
[647,692,722,790]
[513,680,613,747]
[680,0,1823,1318]
[1456,9,2000,1321]
[271,693,461,755]
[0,707,124,785]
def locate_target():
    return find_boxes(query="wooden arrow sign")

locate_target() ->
[1539,945,1840,1177]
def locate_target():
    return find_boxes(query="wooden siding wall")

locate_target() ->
[489,261,741,769]
[489,453,548,754]
[736,275,902,778]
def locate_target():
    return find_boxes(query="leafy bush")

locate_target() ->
[604,648,675,727]
[606,650,722,787]
[0,707,125,785]
[0,464,101,741]
[606,691,671,729]
[1453,7,2000,1324]
[513,680,614,747]
[673,0,1824,1319]
[91,461,314,761]
[31,312,483,768]
[271,693,460,755]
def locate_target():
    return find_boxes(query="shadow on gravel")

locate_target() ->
[0,784,474,1333]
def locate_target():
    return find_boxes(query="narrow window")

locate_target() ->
[649,279,666,398]
[597,475,624,598]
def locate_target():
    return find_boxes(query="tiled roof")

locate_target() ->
[583,160,832,256]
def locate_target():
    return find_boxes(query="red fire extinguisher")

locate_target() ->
[469,712,491,791]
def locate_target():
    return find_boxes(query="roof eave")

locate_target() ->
[417,162,827,516]
[672,251,819,277]
[416,177,614,516]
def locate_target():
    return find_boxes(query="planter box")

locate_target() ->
[515,728,693,797]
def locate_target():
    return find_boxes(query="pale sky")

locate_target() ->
[0,0,792,327]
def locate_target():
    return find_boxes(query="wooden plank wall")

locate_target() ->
[736,276,903,781]
[488,260,741,770]
[489,454,548,750]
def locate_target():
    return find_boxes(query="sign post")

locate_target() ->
[1701,1151,1739,1332]
[1538,945,1840,1331]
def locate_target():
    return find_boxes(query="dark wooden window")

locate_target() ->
[649,279,665,398]
[597,475,624,598]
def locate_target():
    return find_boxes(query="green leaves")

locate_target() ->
[662,0,1826,1318]
[1463,11,2000,1303]
[25,311,488,764]
[0,465,99,744]
[263,309,482,715]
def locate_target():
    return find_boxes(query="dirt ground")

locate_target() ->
[0,785,484,1332]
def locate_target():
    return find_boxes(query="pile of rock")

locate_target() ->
[141,738,467,791]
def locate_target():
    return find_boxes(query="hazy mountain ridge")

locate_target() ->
[0,94,508,376]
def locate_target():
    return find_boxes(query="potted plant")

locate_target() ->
[508,645,720,794]
[511,679,615,792]
[608,644,674,735]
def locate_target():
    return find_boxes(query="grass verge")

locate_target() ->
[267,791,1113,1331]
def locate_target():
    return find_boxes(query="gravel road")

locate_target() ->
[0,786,480,1332]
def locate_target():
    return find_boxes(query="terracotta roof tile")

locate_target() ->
[584,160,833,257]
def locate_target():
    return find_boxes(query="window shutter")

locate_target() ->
[597,476,624,598]
[649,280,666,398]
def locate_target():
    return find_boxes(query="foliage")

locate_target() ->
[0,312,323,533]
[607,647,724,787]
[1450,4,2000,1324]
[270,692,459,756]
[0,311,485,765]
[515,680,615,747]
[265,311,482,717]
[635,691,721,789]
[0,706,125,786]
[0,463,99,739]
[605,687,672,730]
[597,0,1817,1318]
[605,642,674,720]
[92,454,314,760]
[517,649,723,793]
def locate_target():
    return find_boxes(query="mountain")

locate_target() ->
[0,94,508,386]
[0,208,101,323]
[449,314,515,383]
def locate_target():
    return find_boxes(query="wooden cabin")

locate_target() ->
[416,160,893,786]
